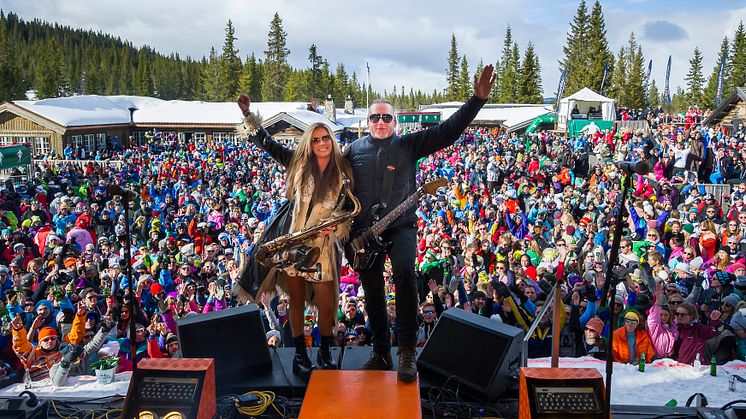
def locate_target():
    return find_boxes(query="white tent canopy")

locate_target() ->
[557,87,616,131]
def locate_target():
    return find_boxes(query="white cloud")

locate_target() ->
[0,0,742,101]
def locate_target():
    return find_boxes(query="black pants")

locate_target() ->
[359,225,419,354]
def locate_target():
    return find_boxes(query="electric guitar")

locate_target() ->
[345,178,447,271]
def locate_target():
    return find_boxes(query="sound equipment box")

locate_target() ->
[417,308,524,401]
[121,358,215,419]
[176,304,272,392]
[519,367,605,419]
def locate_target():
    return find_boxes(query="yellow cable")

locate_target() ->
[235,390,277,417]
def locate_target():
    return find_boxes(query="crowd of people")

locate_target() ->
[0,90,745,388]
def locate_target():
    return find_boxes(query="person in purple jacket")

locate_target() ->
[671,301,721,364]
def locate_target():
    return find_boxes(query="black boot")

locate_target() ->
[292,335,315,379]
[397,346,417,383]
[316,335,338,370]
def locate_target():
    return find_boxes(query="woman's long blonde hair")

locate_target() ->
[285,122,352,202]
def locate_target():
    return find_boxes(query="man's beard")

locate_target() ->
[584,336,597,346]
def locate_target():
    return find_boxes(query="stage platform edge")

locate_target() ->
[298,370,422,419]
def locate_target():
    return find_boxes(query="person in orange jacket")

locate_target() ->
[10,303,86,381]
[612,311,655,365]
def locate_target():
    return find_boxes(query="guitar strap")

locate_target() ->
[380,145,401,216]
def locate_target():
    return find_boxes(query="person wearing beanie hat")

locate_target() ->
[721,294,742,321]
[150,282,164,297]
[731,310,746,361]
[9,301,87,381]
[612,310,655,364]
[266,329,282,348]
[581,317,607,359]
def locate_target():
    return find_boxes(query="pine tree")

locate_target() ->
[284,69,307,101]
[218,20,241,101]
[307,44,324,99]
[35,37,66,98]
[684,47,705,107]
[560,0,590,94]
[240,53,262,101]
[497,25,519,103]
[134,49,154,96]
[586,1,612,92]
[608,46,627,106]
[0,23,25,101]
[83,51,104,94]
[729,21,746,92]
[261,12,290,101]
[458,55,471,101]
[445,34,459,100]
[198,47,221,101]
[625,34,646,110]
[703,37,730,109]
[334,63,349,100]
[518,41,543,103]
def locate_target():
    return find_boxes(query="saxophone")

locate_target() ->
[255,179,360,271]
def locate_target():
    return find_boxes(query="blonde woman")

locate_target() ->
[236,95,353,379]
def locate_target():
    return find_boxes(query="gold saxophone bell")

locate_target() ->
[256,179,360,269]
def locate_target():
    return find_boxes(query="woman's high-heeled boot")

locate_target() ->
[292,335,315,379]
[316,335,338,369]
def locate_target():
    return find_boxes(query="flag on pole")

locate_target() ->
[600,62,609,95]
[555,68,567,111]
[715,56,726,106]
[664,55,672,105]
[644,59,653,106]
[366,62,371,110]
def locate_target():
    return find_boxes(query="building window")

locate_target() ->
[96,133,107,150]
[0,137,11,146]
[33,137,50,156]
[194,132,206,142]
[213,132,226,142]
[71,135,83,149]
[85,134,95,153]
[132,131,145,145]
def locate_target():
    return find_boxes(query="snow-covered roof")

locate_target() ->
[427,103,553,131]
[562,87,613,103]
[13,95,161,127]
[11,95,353,128]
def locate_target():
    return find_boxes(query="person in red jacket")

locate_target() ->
[612,311,655,365]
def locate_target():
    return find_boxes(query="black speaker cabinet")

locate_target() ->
[417,309,524,401]
[177,304,272,392]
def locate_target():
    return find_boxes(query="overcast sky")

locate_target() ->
[1,0,744,101]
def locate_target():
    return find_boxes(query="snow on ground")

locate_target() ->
[0,371,131,401]
[0,359,744,407]
[528,357,746,407]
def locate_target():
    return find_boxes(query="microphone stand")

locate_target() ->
[118,192,138,379]
[600,173,632,419]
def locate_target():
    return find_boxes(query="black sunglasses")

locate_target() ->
[369,113,393,123]
[311,134,332,143]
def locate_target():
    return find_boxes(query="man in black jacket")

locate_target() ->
[346,64,495,382]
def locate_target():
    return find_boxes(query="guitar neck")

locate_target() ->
[369,191,420,237]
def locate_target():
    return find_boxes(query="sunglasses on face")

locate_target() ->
[368,113,394,123]
[674,312,689,317]
[311,134,332,143]
[423,310,434,314]
[624,318,638,324]
[669,300,682,305]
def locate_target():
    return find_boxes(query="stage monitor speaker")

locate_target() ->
[121,358,215,419]
[417,309,524,401]
[519,367,605,419]
[177,304,272,391]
